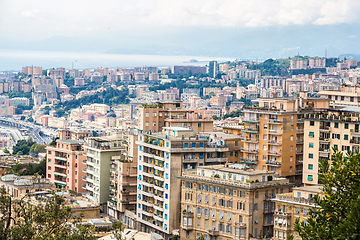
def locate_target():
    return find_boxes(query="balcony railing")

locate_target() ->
[244,138,259,143]
[265,161,281,166]
[267,119,282,124]
[242,118,259,123]
[240,157,258,164]
[267,130,283,135]
[266,150,281,156]
[267,140,282,145]
[240,148,259,153]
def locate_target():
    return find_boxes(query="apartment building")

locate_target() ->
[107,131,138,227]
[303,108,360,185]
[84,133,126,205]
[319,84,360,108]
[46,139,87,192]
[136,127,243,239]
[179,164,292,240]
[272,185,322,240]
[241,96,329,181]
[58,128,91,141]
[138,101,213,133]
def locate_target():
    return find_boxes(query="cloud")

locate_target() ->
[0,0,360,40]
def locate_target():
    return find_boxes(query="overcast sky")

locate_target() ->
[1,0,360,40]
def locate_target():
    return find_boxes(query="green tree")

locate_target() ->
[3,148,9,154]
[0,187,96,240]
[293,150,360,239]
[111,221,135,240]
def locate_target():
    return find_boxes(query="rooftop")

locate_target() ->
[199,164,269,176]
[56,139,83,145]
[293,185,323,194]
[162,127,193,132]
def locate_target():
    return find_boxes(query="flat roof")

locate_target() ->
[199,164,271,176]
[56,139,82,145]
[293,185,323,193]
[163,127,193,131]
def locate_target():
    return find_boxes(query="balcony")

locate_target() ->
[264,207,274,214]
[274,211,292,218]
[263,220,274,226]
[265,161,281,167]
[266,150,281,156]
[267,119,282,124]
[234,222,247,228]
[182,157,200,163]
[296,139,303,144]
[267,140,282,145]
[181,224,193,231]
[296,149,303,155]
[54,163,67,169]
[240,148,259,153]
[267,130,283,135]
[295,170,303,174]
[205,158,227,163]
[296,160,303,165]
[242,118,259,123]
[208,229,219,236]
[240,157,258,164]
[351,129,360,137]
[242,127,259,133]
[350,139,360,144]
[296,129,304,134]
[319,137,330,143]
[319,149,329,158]
[244,138,259,143]
[319,126,330,132]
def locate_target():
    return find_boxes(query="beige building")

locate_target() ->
[241,96,329,181]
[179,164,292,240]
[108,130,138,227]
[272,185,322,240]
[46,139,87,192]
[319,85,360,108]
[303,108,360,185]
[138,101,213,133]
[58,128,91,141]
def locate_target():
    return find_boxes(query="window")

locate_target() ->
[295,207,299,214]
[309,143,314,148]
[344,134,348,140]
[345,123,349,129]
[310,121,314,126]
[145,112,149,117]
[309,132,314,137]
[309,153,313,159]
[307,175,313,181]
[264,124,267,129]
[263,134,267,140]
[184,143,188,148]
[334,122,339,128]
[304,209,309,215]
[192,143,196,148]
[200,143,204,147]
[235,141,238,146]
[230,152,233,157]
[253,203,258,211]
[308,164,313,170]
[145,122,149,127]
[282,205,286,213]
[290,166,293,172]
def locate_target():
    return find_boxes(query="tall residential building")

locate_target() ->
[136,127,243,239]
[22,66,43,75]
[107,131,138,228]
[208,61,219,78]
[179,164,292,240]
[241,96,329,181]
[271,185,322,240]
[46,139,87,192]
[84,133,126,205]
[303,108,360,185]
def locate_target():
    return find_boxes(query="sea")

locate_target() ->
[0,50,234,71]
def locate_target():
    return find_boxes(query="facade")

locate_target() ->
[319,85,360,108]
[209,61,219,78]
[171,66,207,75]
[138,101,213,133]
[58,128,91,141]
[108,131,138,226]
[84,134,126,204]
[272,185,322,240]
[136,127,245,239]
[46,139,87,192]
[179,164,292,240]
[241,96,329,181]
[303,108,360,185]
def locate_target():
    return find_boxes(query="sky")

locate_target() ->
[1,0,360,40]
[1,0,360,69]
